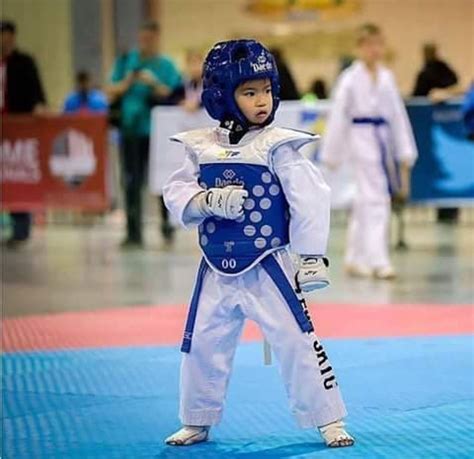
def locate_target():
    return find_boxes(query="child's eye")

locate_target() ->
[244,91,255,97]
[265,88,272,94]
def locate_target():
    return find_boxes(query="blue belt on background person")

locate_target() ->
[352,117,401,196]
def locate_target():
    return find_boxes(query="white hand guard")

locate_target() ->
[197,186,248,220]
[296,256,330,292]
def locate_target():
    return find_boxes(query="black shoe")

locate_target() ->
[4,238,28,249]
[161,222,175,244]
[120,238,143,250]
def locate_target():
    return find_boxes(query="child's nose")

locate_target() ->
[256,95,266,106]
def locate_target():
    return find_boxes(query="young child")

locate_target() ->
[319,24,418,279]
[163,39,354,448]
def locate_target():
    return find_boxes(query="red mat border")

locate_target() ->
[3,303,473,352]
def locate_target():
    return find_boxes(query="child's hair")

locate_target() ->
[356,23,382,44]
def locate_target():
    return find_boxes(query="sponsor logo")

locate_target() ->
[251,62,273,73]
[223,169,236,180]
[215,177,244,187]
[49,129,96,187]
[294,281,337,390]
[217,149,241,160]
[214,168,244,187]
[0,138,41,183]
[224,241,235,253]
[313,339,338,390]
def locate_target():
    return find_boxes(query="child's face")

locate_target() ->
[234,78,273,125]
[358,33,385,65]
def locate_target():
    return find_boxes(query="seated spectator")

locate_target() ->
[463,82,474,141]
[63,71,108,114]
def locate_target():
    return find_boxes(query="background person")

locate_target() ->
[106,21,182,248]
[63,70,108,114]
[1,19,47,248]
[178,49,204,113]
[413,43,458,99]
[319,24,418,280]
[269,47,300,100]
[413,43,461,223]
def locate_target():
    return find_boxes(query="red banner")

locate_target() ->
[1,114,109,211]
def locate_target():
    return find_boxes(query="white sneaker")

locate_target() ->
[164,425,210,446]
[319,419,355,448]
[297,257,330,292]
[374,266,397,280]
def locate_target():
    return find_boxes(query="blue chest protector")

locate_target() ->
[198,162,290,274]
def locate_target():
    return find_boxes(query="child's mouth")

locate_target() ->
[256,110,268,119]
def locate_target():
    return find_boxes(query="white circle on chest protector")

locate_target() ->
[254,237,267,249]
[243,225,256,237]
[252,185,265,197]
[206,222,216,233]
[260,225,272,237]
[269,184,280,196]
[244,198,255,210]
[271,237,281,247]
[259,198,271,210]
[261,172,272,184]
[250,211,262,223]
[200,235,209,246]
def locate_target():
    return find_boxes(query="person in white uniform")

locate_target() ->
[319,24,418,279]
[163,40,354,448]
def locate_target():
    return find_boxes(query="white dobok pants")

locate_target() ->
[179,249,347,429]
[345,156,393,270]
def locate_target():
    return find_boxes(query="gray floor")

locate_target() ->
[3,209,473,318]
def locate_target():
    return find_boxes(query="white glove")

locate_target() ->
[196,185,248,220]
[296,256,330,292]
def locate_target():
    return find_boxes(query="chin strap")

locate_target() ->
[220,119,248,144]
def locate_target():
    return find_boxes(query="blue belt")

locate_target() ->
[181,258,208,353]
[352,116,387,126]
[260,255,314,334]
[352,117,401,195]
[180,254,313,353]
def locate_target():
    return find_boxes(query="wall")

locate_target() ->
[160,0,474,95]
[3,0,472,106]
[3,0,74,109]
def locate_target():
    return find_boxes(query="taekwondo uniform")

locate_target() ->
[163,125,347,428]
[319,61,418,271]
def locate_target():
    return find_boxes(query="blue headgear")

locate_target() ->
[202,40,280,127]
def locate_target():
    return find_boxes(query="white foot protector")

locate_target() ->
[319,420,355,448]
[165,425,210,446]
[373,266,397,280]
[345,264,372,278]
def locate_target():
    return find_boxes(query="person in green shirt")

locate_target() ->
[107,21,182,248]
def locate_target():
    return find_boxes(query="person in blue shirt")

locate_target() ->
[106,21,182,248]
[63,71,108,114]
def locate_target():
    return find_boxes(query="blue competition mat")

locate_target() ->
[2,335,474,458]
